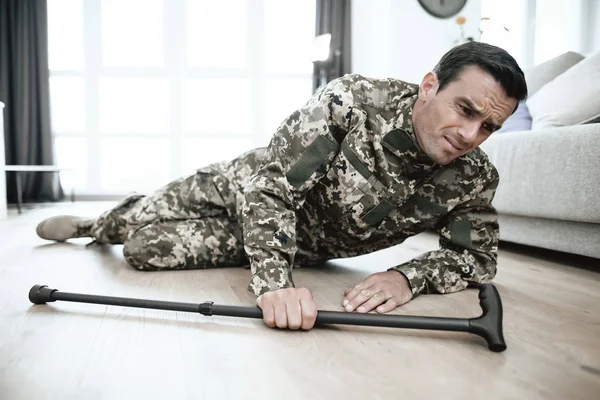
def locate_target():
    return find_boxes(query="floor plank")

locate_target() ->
[0,201,599,400]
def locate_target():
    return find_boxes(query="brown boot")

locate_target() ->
[35,215,95,242]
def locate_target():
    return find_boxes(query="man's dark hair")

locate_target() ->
[433,42,528,113]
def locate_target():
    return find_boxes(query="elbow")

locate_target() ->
[243,173,299,213]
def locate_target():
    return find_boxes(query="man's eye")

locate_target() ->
[483,124,493,133]
[461,106,472,115]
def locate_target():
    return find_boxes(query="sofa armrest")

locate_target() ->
[479,123,600,223]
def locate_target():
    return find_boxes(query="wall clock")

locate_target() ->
[418,0,468,19]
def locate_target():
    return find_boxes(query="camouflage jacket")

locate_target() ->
[204,74,500,298]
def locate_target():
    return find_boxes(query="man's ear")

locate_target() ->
[418,71,439,101]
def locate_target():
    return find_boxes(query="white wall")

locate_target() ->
[480,0,530,69]
[351,0,482,84]
[351,0,600,81]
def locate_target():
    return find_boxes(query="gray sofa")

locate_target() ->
[479,51,600,259]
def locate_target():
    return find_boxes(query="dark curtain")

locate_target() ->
[0,0,64,204]
[313,0,352,93]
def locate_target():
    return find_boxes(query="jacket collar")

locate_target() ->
[383,92,438,176]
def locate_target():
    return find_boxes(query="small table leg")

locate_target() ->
[15,171,23,214]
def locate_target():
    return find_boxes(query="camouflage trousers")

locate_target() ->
[89,171,249,271]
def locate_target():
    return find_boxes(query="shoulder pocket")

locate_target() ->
[286,134,339,189]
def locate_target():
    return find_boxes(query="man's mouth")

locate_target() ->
[444,136,466,151]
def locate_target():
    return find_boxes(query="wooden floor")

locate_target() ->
[1,201,599,400]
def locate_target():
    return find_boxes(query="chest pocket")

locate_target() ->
[321,141,418,237]
[396,165,463,231]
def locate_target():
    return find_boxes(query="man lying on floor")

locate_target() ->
[36,42,527,331]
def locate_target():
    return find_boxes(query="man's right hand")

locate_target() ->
[256,287,318,330]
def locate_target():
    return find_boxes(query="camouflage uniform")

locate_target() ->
[90,73,500,299]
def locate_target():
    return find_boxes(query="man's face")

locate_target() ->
[411,65,518,165]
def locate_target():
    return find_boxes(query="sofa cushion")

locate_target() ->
[480,123,600,224]
[496,101,532,133]
[526,50,600,129]
[524,51,584,96]
[497,214,600,259]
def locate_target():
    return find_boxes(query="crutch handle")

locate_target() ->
[468,284,506,352]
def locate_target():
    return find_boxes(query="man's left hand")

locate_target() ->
[343,270,413,313]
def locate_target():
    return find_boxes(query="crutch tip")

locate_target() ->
[29,284,54,304]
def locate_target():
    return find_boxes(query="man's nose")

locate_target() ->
[458,121,480,143]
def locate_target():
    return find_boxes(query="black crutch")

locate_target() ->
[28,283,506,352]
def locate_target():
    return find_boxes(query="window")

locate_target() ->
[480,0,590,71]
[101,0,165,67]
[47,0,316,195]
[531,0,587,65]
[186,0,248,69]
